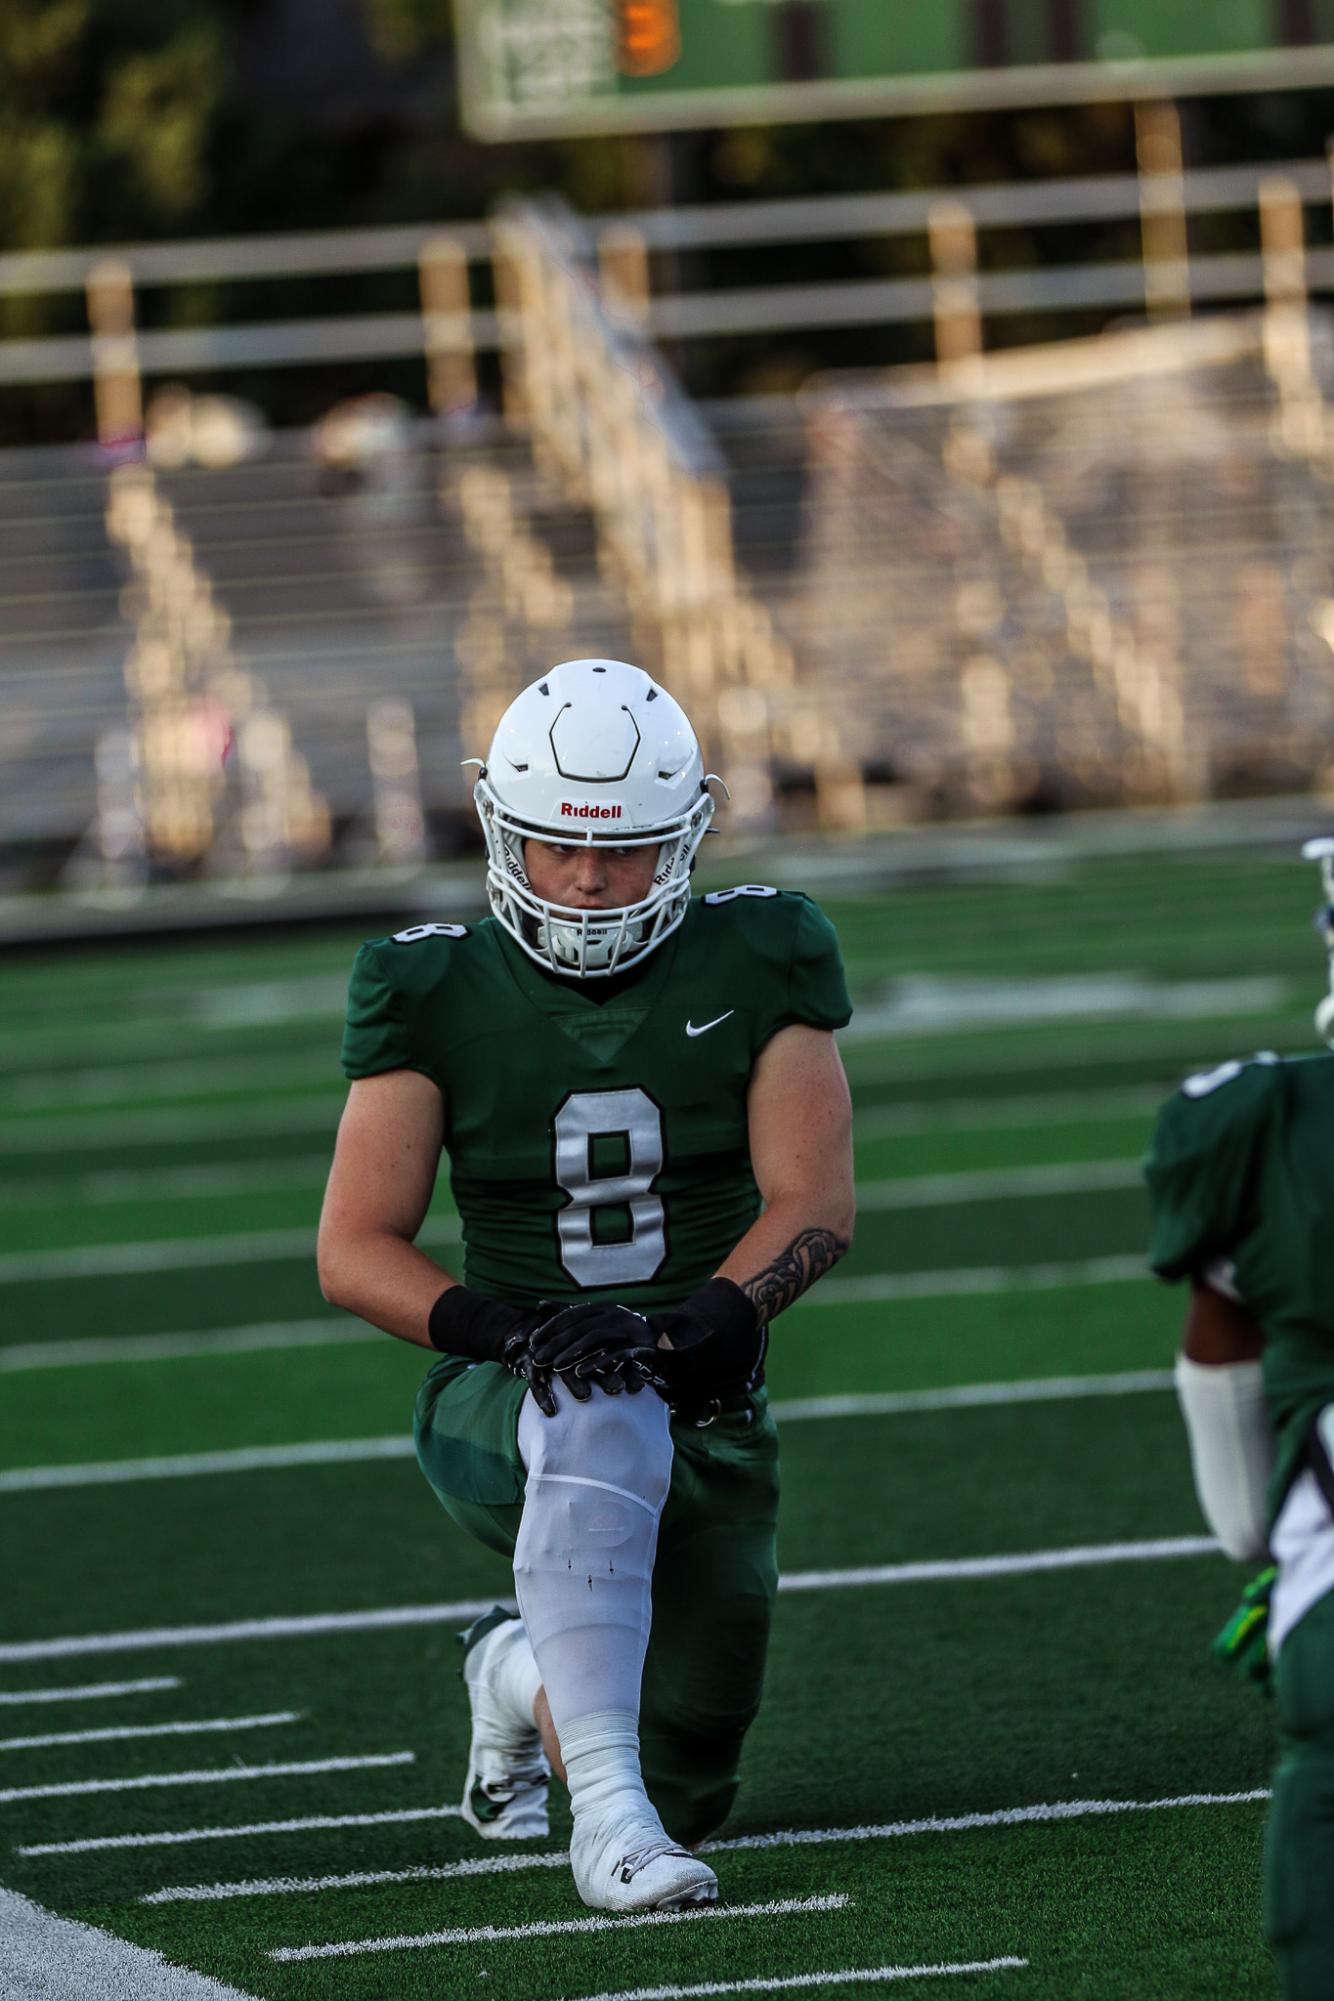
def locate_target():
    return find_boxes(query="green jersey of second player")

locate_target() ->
[340,886,851,1313]
[1144,1050,1334,1515]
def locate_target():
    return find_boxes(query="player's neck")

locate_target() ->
[528,960,648,1005]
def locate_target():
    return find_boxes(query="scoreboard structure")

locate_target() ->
[454,0,1334,139]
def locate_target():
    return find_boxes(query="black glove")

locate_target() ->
[428,1284,540,1361]
[498,1325,560,1418]
[528,1301,667,1403]
[427,1286,559,1416]
[650,1277,766,1399]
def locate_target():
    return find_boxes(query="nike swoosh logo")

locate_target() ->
[686,1011,735,1037]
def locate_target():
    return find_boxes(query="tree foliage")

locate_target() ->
[0,3,225,254]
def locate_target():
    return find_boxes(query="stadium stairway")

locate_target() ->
[0,418,639,880]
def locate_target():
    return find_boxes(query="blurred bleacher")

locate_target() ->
[790,311,1334,813]
[0,415,638,886]
[6,160,1334,901]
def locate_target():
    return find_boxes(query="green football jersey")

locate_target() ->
[1144,1050,1334,1514]
[340,886,851,1313]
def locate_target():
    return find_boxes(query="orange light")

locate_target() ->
[618,0,680,76]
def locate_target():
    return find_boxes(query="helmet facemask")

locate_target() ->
[475,778,714,977]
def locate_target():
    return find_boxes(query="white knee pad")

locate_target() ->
[513,1389,673,1735]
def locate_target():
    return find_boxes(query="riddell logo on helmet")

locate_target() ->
[559,801,622,819]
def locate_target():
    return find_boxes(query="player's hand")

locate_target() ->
[650,1277,766,1398]
[529,1302,665,1402]
[426,1287,561,1414]
[1211,1564,1276,1697]
[499,1326,559,1419]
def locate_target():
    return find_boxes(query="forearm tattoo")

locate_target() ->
[741,1227,850,1324]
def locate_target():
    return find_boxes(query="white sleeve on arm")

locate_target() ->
[1174,1352,1274,1563]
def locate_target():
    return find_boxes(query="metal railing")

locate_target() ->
[5,139,1334,394]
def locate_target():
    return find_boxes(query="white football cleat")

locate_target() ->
[570,1809,719,1912]
[457,1607,550,1841]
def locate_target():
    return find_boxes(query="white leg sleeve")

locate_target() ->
[513,1389,673,1739]
[1174,1353,1273,1564]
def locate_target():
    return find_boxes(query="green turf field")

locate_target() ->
[1,833,1311,2000]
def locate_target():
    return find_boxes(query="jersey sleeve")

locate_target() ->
[1143,1059,1278,1282]
[760,894,853,1043]
[340,943,435,1084]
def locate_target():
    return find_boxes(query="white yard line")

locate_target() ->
[0,1602,499,1665]
[709,1789,1271,1852]
[147,1851,567,1900]
[0,1050,334,1111]
[0,1083,1148,1162]
[0,1228,319,1283]
[0,1437,417,1493]
[842,1015,1292,1086]
[268,1895,848,1964]
[0,1750,413,1805]
[0,1218,456,1283]
[0,1367,1172,1491]
[0,1164,1145,1289]
[0,1886,263,2001]
[0,1149,1149,1219]
[0,1158,334,1209]
[0,1536,1218,1669]
[0,1248,1152,1344]
[779,1539,1215,1592]
[0,1709,299,1752]
[815,1255,1146,1304]
[0,1098,342,1153]
[853,1086,1161,1138]
[0,1320,375,1373]
[842,973,1288,1043]
[0,1155,1138,1213]
[0,1676,181,1707]
[142,1787,1267,1905]
[770,1371,1174,1421]
[855,1160,1143,1209]
[19,1802,464,1858]
[544,1963,1029,2001]
[0,1239,1140,1294]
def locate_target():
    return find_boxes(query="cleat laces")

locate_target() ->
[616,1835,692,1885]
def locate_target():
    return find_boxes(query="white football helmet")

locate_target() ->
[473,659,715,977]
[1304,837,1334,1044]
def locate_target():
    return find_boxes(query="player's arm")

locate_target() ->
[318,1070,552,1386]
[317,1070,453,1349]
[719,1021,854,1319]
[632,1025,854,1397]
[1175,1279,1272,1563]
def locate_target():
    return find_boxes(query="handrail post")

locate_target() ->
[598,223,652,330]
[928,200,982,378]
[1259,174,1314,423]
[419,232,477,418]
[87,258,143,452]
[1136,100,1191,320]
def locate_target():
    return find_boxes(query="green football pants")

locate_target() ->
[413,1355,781,1846]
[1266,1586,1334,2000]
